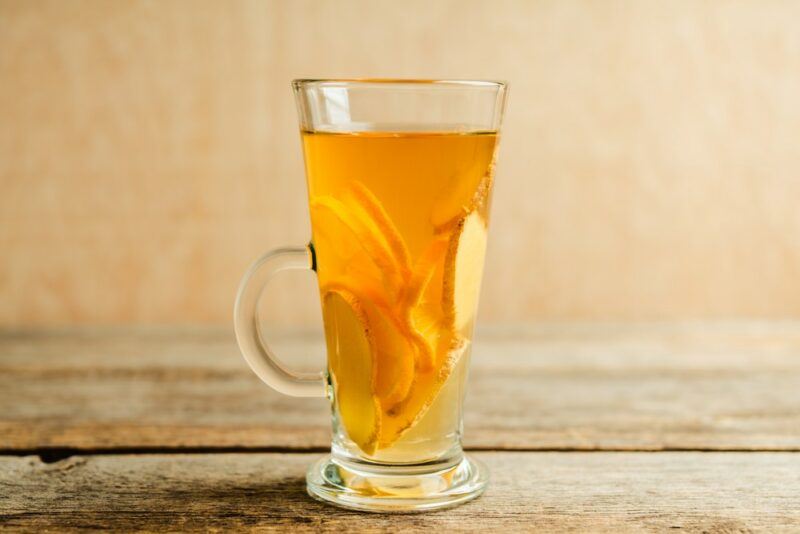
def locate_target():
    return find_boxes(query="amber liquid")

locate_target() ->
[303,128,497,462]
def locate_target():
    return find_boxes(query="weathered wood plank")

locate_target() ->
[2,323,800,451]
[1,452,798,532]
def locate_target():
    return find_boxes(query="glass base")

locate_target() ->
[306,454,488,513]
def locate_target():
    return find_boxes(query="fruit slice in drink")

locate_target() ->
[346,181,412,279]
[310,195,405,300]
[431,161,495,232]
[362,296,416,410]
[443,211,488,331]
[322,288,381,455]
[378,210,488,447]
[316,180,490,454]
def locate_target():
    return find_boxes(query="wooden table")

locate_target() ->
[1,324,799,531]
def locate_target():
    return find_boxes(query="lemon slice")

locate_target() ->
[346,181,412,276]
[399,236,449,371]
[442,211,488,331]
[322,288,381,455]
[310,195,404,298]
[310,197,380,283]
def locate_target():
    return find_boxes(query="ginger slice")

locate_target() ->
[322,288,382,455]
[323,279,415,420]
[362,297,416,411]
[442,211,488,332]
[378,335,469,449]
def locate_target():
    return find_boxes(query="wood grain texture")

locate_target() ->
[3,0,800,326]
[2,323,799,451]
[1,452,799,532]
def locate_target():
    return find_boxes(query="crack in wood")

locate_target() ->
[3,445,799,465]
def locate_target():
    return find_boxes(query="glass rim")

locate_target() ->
[292,78,507,89]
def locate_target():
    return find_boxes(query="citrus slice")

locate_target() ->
[398,236,449,372]
[310,196,381,284]
[346,181,412,276]
[321,288,381,455]
[310,195,404,298]
[442,211,488,332]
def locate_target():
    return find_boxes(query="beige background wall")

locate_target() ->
[2,0,800,327]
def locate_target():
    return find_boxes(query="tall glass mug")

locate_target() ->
[234,79,507,512]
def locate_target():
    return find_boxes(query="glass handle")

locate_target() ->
[234,246,327,398]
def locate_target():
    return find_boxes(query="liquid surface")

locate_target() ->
[304,130,497,461]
